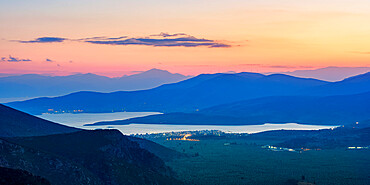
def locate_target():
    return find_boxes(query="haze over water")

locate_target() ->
[38,112,337,135]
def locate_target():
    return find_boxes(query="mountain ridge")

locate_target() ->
[281,66,370,81]
[88,91,370,126]
[7,72,333,115]
[0,68,190,99]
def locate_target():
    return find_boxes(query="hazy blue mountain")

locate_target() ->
[117,68,189,88]
[0,104,79,137]
[7,72,329,114]
[200,91,370,124]
[0,68,190,99]
[91,91,370,126]
[282,66,370,82]
[306,72,370,96]
[0,73,18,77]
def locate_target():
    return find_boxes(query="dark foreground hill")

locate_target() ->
[0,103,181,161]
[0,104,79,137]
[0,105,183,184]
[128,136,186,161]
[7,72,329,114]
[0,130,182,185]
[0,167,51,185]
[90,91,370,126]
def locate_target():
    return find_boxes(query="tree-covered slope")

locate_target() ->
[1,130,182,185]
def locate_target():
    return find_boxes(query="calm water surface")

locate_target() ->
[38,112,337,135]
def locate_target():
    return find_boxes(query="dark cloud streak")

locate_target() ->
[150,32,188,37]
[45,58,54,62]
[84,35,231,48]
[18,37,66,43]
[1,55,32,62]
[16,33,232,48]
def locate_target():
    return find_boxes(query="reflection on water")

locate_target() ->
[39,112,161,126]
[38,112,337,135]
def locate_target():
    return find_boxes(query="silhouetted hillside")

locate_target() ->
[0,137,102,185]
[128,136,186,161]
[0,167,51,185]
[1,130,182,185]
[0,104,79,137]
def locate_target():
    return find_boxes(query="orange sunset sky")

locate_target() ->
[0,0,369,76]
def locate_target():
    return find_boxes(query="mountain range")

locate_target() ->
[7,72,370,117]
[6,72,329,114]
[1,65,370,184]
[96,91,370,126]
[282,66,370,82]
[0,68,190,100]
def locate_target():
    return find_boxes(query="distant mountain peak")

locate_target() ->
[127,68,187,79]
[283,66,370,82]
[147,68,168,72]
[237,72,265,77]
[342,71,370,82]
[141,68,172,74]
[266,73,311,80]
[70,73,101,77]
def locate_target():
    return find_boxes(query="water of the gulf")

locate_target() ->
[38,112,337,135]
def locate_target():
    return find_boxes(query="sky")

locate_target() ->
[0,0,370,76]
